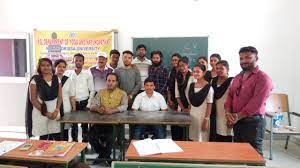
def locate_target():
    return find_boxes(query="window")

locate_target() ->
[0,33,30,78]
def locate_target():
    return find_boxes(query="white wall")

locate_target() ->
[0,0,299,127]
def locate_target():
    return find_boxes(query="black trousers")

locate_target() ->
[71,99,89,142]
[40,130,68,141]
[171,126,185,141]
[216,134,233,142]
[89,125,114,159]
[233,115,266,156]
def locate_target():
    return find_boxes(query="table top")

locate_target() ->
[120,111,191,125]
[0,138,87,164]
[125,141,265,166]
[60,110,191,125]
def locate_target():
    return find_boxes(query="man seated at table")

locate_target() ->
[132,77,168,140]
[89,73,128,165]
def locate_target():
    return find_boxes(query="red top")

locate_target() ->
[225,66,273,116]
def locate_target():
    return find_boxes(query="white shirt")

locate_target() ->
[132,91,168,111]
[62,77,75,113]
[132,57,152,90]
[65,69,95,108]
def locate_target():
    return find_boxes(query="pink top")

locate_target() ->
[224,66,273,116]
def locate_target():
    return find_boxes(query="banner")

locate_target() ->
[34,30,114,69]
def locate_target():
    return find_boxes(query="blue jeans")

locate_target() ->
[233,115,266,156]
[134,125,166,140]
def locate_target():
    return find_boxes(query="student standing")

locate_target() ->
[173,57,194,140]
[188,64,214,141]
[25,58,62,140]
[68,53,95,142]
[167,53,181,111]
[132,44,152,92]
[107,49,120,70]
[148,50,168,97]
[211,60,233,142]
[54,59,76,141]
[115,50,141,109]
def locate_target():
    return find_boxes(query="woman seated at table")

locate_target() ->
[54,59,76,141]
[25,58,62,140]
[188,64,214,142]
[211,60,233,142]
[132,78,168,140]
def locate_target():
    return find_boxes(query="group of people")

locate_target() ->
[25,44,273,165]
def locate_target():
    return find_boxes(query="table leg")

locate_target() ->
[184,125,189,141]
[80,149,86,163]
[112,125,116,160]
[64,163,68,168]
[60,122,65,140]
[119,124,125,160]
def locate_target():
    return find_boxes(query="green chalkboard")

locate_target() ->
[112,161,257,168]
[132,37,208,68]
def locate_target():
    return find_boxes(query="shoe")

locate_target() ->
[92,155,103,165]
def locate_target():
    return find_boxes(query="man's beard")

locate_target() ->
[152,61,162,67]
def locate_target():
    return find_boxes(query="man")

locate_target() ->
[90,51,113,92]
[89,73,128,166]
[132,44,152,92]
[115,50,141,109]
[148,50,168,97]
[225,46,273,155]
[107,49,120,70]
[132,78,168,140]
[68,53,95,142]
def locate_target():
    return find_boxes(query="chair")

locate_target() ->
[265,93,300,160]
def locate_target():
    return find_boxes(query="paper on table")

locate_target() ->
[153,139,183,154]
[133,138,183,156]
[0,141,25,156]
[133,138,160,156]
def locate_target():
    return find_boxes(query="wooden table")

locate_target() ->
[118,111,191,160]
[125,141,266,166]
[59,110,122,160]
[0,138,87,168]
[60,110,192,161]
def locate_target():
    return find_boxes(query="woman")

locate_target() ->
[172,56,193,140]
[211,60,233,142]
[167,53,181,111]
[25,58,62,140]
[188,64,214,142]
[54,59,76,141]
[198,54,221,83]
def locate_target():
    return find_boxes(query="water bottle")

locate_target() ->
[273,112,284,129]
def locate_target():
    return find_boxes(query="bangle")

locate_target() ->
[204,117,210,120]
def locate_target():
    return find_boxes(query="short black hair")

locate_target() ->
[54,59,67,68]
[239,46,258,55]
[136,44,147,51]
[194,64,206,72]
[179,56,189,65]
[122,50,134,56]
[144,77,155,85]
[172,53,182,59]
[110,49,120,56]
[210,53,221,61]
[150,50,163,59]
[216,60,229,70]
[198,56,208,63]
[73,53,85,61]
[106,72,119,82]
